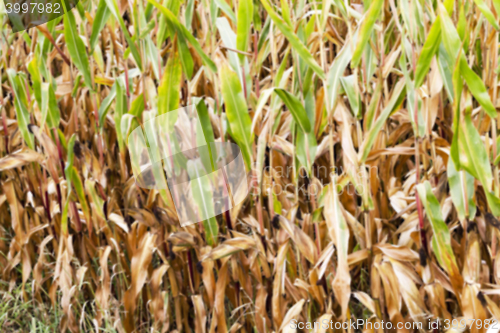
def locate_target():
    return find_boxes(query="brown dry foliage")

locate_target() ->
[1,0,500,332]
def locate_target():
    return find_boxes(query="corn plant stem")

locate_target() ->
[412,43,428,254]
[490,30,500,264]
[36,26,71,66]
[253,32,260,98]
[186,249,195,294]
[1,106,8,154]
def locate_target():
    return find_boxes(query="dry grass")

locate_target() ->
[1,0,500,332]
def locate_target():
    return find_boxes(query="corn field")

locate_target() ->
[1,0,500,331]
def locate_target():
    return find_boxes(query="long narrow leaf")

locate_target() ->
[220,65,254,169]
[260,0,325,79]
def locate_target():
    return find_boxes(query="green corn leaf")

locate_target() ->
[364,83,382,129]
[326,35,353,111]
[415,21,442,88]
[158,49,182,115]
[216,17,252,93]
[340,75,360,118]
[90,0,112,52]
[27,56,43,108]
[400,44,425,137]
[93,45,105,73]
[236,0,253,62]
[98,83,117,130]
[147,0,217,73]
[447,157,476,221]
[459,61,497,119]
[175,30,195,78]
[137,1,161,80]
[214,0,236,22]
[450,59,463,169]
[457,113,500,216]
[280,0,292,27]
[195,98,216,147]
[70,166,92,233]
[157,0,181,45]
[41,82,61,129]
[437,43,454,100]
[220,65,254,169]
[414,0,454,87]
[439,3,497,119]
[295,91,317,175]
[104,0,143,70]
[471,0,500,30]
[65,134,77,178]
[187,160,219,246]
[296,128,317,175]
[129,93,145,118]
[351,0,383,68]
[185,0,195,30]
[61,134,77,237]
[64,10,93,90]
[358,80,405,163]
[114,79,127,151]
[417,181,463,292]
[146,38,161,80]
[60,193,71,237]
[274,88,312,133]
[7,69,34,149]
[85,180,105,219]
[260,0,325,79]
[195,98,216,172]
[493,0,500,19]
[324,178,351,319]
[457,2,469,53]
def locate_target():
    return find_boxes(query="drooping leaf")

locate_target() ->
[104,0,143,70]
[69,166,92,234]
[351,0,383,68]
[260,0,325,79]
[274,88,311,133]
[447,157,476,221]
[98,84,117,129]
[114,79,127,151]
[214,0,236,22]
[7,69,34,149]
[471,0,500,30]
[187,160,219,246]
[326,35,353,111]
[417,181,463,294]
[324,180,351,319]
[158,49,182,115]
[40,82,61,129]
[216,17,251,94]
[236,0,253,61]
[64,10,93,90]
[27,56,43,108]
[129,94,145,118]
[147,0,217,73]
[415,21,442,88]
[358,80,405,163]
[90,0,112,52]
[220,65,254,169]
[439,3,497,119]
[340,75,360,118]
[457,113,500,216]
